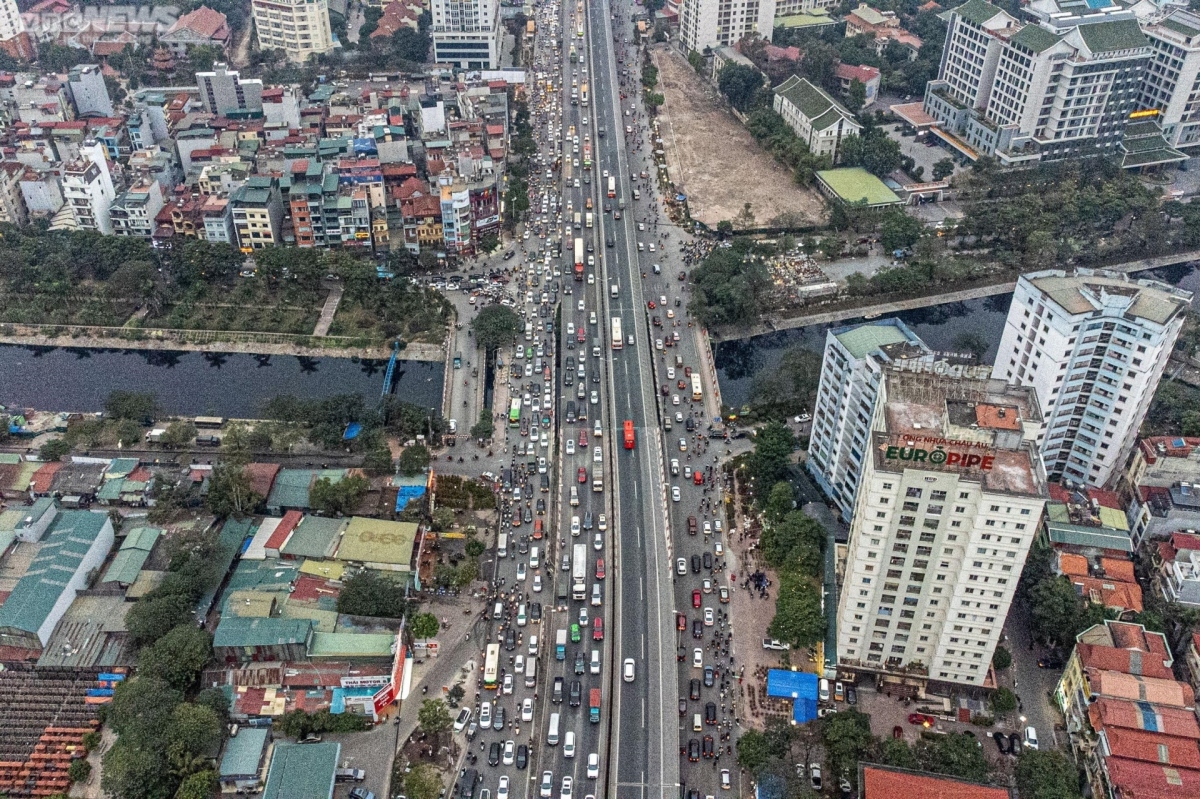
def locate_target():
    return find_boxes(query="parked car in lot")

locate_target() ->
[908,713,936,727]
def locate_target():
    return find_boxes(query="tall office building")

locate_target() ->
[251,0,335,63]
[679,0,776,54]
[923,0,1185,167]
[992,269,1191,489]
[197,63,264,117]
[808,319,931,523]
[1134,6,1200,150]
[431,0,502,68]
[835,364,1048,688]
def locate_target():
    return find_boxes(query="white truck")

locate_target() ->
[572,543,587,600]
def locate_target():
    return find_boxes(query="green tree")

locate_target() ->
[205,463,262,518]
[761,511,824,575]
[992,645,1012,670]
[102,742,168,799]
[160,420,197,449]
[735,729,775,772]
[879,210,923,253]
[839,130,903,177]
[411,612,440,639]
[196,688,230,721]
[105,391,158,424]
[991,687,1018,715]
[309,474,369,516]
[688,50,706,73]
[845,79,867,112]
[916,732,990,782]
[418,698,453,746]
[39,438,71,461]
[479,233,501,253]
[822,710,874,785]
[932,157,955,181]
[68,758,92,783]
[337,571,409,619]
[405,764,445,799]
[126,593,194,648]
[879,737,919,770]
[138,626,212,690]
[175,771,218,799]
[168,703,224,759]
[470,408,495,440]
[465,538,486,557]
[1016,750,1083,799]
[397,443,431,476]
[746,421,796,492]
[362,435,395,476]
[471,305,522,351]
[764,481,795,524]
[108,677,183,744]
[1030,576,1086,647]
[717,63,763,112]
[768,572,825,648]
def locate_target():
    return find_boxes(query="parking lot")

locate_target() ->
[325,723,399,799]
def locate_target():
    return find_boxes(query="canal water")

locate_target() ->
[715,262,1200,409]
[0,345,445,418]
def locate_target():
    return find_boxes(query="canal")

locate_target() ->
[0,345,445,418]
[715,262,1200,409]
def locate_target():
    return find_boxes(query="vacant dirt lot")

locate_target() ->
[652,48,826,228]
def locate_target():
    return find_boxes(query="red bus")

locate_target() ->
[623,420,635,450]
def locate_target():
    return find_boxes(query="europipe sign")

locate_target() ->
[883,436,996,471]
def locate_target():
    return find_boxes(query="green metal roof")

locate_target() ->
[1162,16,1200,37]
[773,76,854,130]
[1078,19,1148,52]
[1045,519,1133,552]
[834,322,912,359]
[1011,24,1061,53]
[101,526,162,585]
[261,741,339,799]
[336,518,417,566]
[96,479,124,502]
[816,168,903,206]
[213,616,313,649]
[0,510,111,639]
[951,0,1004,26]
[308,631,396,658]
[219,727,269,779]
[106,458,139,477]
[281,516,343,559]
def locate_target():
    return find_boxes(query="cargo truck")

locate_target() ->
[572,544,587,600]
[607,176,616,198]
[556,629,567,660]
[574,238,584,281]
[589,688,601,723]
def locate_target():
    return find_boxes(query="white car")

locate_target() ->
[566,439,576,455]
[540,772,554,799]
[670,459,679,476]
[693,648,703,668]
[587,753,599,780]
[502,673,514,695]
[679,438,688,452]
[522,697,534,722]
[623,658,636,682]
[1024,726,1039,750]
[578,606,589,626]
[593,532,603,551]
[480,702,492,728]
[538,457,548,474]
[515,654,525,673]
[598,514,607,531]
[594,420,602,437]
[517,563,528,581]
[502,742,515,766]
[593,446,602,463]
[704,607,714,626]
[561,776,573,799]
[672,486,681,502]
[454,707,472,732]
[666,367,676,379]
[533,574,543,592]
[571,516,581,536]
[498,775,511,799]
[678,557,688,574]
[590,391,599,405]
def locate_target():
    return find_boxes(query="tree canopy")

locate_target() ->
[471,305,522,351]
[337,571,410,619]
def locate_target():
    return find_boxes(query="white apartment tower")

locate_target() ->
[251,0,335,63]
[431,0,502,68]
[1134,6,1200,150]
[992,269,1191,489]
[836,364,1048,688]
[0,0,33,61]
[61,140,115,235]
[924,0,1185,167]
[679,0,776,54]
[808,319,931,523]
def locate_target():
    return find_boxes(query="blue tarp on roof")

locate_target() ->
[395,485,426,512]
[767,669,818,724]
[343,423,363,441]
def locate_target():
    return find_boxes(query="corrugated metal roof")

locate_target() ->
[213,616,313,649]
[219,727,269,778]
[307,631,395,658]
[1047,522,1133,552]
[261,741,339,799]
[335,518,417,566]
[281,517,344,559]
[100,526,162,585]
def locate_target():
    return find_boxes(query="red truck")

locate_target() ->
[589,688,601,723]
[623,420,635,450]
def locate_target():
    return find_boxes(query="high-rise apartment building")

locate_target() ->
[61,141,115,235]
[431,0,502,68]
[923,0,1185,167]
[679,0,775,54]
[0,0,33,61]
[251,0,335,63]
[835,364,1048,688]
[1134,6,1200,150]
[808,319,931,523]
[197,63,264,117]
[991,269,1191,489]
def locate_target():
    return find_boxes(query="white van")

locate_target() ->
[590,650,601,675]
[497,533,508,559]
[493,601,504,621]
[547,713,561,746]
[570,486,580,506]
[611,284,619,298]
[563,731,576,758]
[525,657,538,688]
[693,714,703,732]
[530,546,541,568]
[528,636,539,656]
[524,322,533,341]
[819,679,830,702]
[517,603,527,627]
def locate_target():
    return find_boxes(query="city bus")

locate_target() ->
[623,420,635,450]
[509,397,522,427]
[610,317,623,350]
[691,373,703,402]
[484,644,500,689]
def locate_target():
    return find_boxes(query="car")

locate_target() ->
[350,790,375,799]
[561,776,574,799]
[908,713,936,727]
[693,648,703,668]
[705,702,717,725]
[677,558,687,575]
[593,532,603,551]
[593,617,604,640]
[679,698,688,715]
[1009,732,1021,753]
[517,563,527,581]
[587,753,599,779]
[703,552,712,570]
[595,559,606,579]
[834,682,844,702]
[671,459,680,476]
[493,706,505,730]
[690,679,701,700]
[624,658,636,682]
[531,602,542,621]
[703,666,715,687]
[503,741,515,766]
[687,739,701,762]
[516,745,529,770]
[720,769,731,791]
[540,772,554,799]
[846,686,857,705]
[718,586,729,604]
[570,680,582,707]
[892,725,904,740]
[692,619,703,639]
[577,468,587,484]
[691,555,701,573]
[570,516,581,536]
[702,736,714,758]
[679,438,687,452]
[692,589,701,608]
[704,607,714,626]
[521,697,534,722]
[533,574,543,592]
[454,707,472,732]
[489,742,502,766]
[480,702,492,728]
[992,731,1009,753]
[570,624,581,643]
[1023,726,1039,750]
[810,764,822,791]
[598,514,607,531]
[565,439,576,455]
[467,721,478,740]
[702,578,712,594]
[687,516,698,535]
[1037,656,1064,669]
[575,650,586,675]
[502,673,514,694]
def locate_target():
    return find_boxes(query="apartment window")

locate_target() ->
[906,488,923,498]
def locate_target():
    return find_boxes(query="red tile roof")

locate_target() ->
[167,5,230,40]
[861,766,1010,799]
[1103,757,1200,799]
[244,462,281,499]
[1072,576,1143,613]
[265,510,303,553]
[1103,728,1200,770]
[30,461,62,494]
[1090,698,1200,739]
[1169,532,1200,553]
[835,63,881,83]
[1058,551,1090,577]
[1103,558,1137,583]
[1078,642,1172,679]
